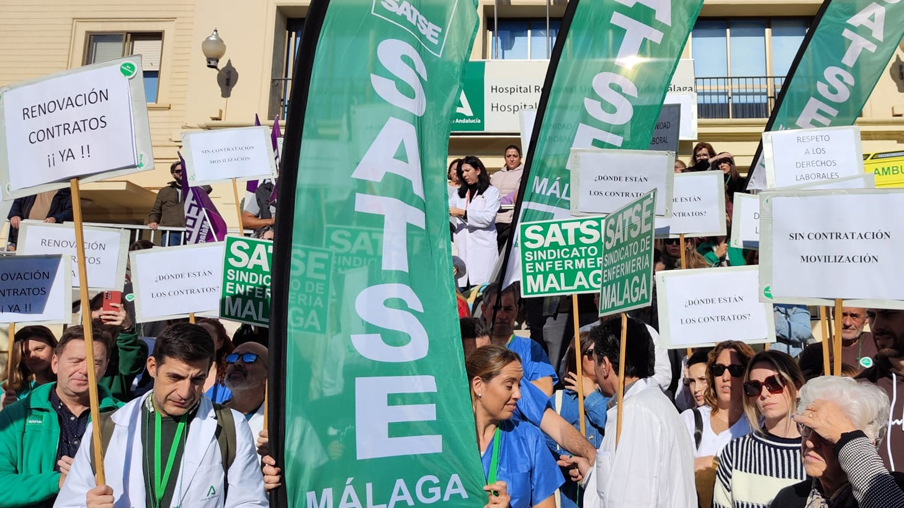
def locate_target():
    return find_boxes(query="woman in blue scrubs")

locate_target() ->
[467,345,563,508]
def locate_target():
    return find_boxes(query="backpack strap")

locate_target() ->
[89,409,118,476]
[692,407,703,450]
[213,403,237,498]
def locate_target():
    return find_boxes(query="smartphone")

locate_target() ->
[102,291,122,312]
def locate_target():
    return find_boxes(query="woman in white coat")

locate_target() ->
[449,156,500,288]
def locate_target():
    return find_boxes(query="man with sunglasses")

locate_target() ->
[147,160,212,247]
[225,343,268,439]
[857,309,904,472]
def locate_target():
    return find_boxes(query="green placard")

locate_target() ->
[519,217,605,297]
[221,236,274,326]
[599,190,656,317]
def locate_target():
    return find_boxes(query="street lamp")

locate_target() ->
[201,29,226,69]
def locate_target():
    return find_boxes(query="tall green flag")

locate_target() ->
[268,1,483,507]
[745,0,904,189]
[519,0,704,223]
[495,0,704,286]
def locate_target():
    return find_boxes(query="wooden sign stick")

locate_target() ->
[615,312,628,445]
[833,301,843,376]
[571,294,586,437]
[819,307,831,377]
[231,178,245,235]
[4,323,15,389]
[70,178,105,485]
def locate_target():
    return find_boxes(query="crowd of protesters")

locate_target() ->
[2,142,904,508]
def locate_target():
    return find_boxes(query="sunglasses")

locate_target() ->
[225,353,259,365]
[711,363,745,378]
[664,239,680,245]
[743,375,786,397]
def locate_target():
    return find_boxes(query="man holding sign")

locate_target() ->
[562,318,696,507]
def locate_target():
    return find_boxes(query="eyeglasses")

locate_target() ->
[711,363,745,378]
[225,353,259,365]
[743,375,786,397]
[797,422,815,439]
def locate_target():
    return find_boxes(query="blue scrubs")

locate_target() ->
[507,336,558,385]
[206,382,232,404]
[513,379,552,425]
[481,419,564,508]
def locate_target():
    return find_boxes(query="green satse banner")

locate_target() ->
[519,0,704,222]
[745,0,904,190]
[221,236,274,327]
[270,1,484,507]
[519,217,605,297]
[599,190,656,317]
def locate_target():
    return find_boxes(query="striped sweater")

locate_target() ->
[713,431,806,508]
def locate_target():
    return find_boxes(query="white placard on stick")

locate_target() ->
[730,193,760,250]
[0,57,153,198]
[0,254,71,325]
[181,126,277,185]
[763,125,864,189]
[655,171,725,238]
[130,243,225,322]
[17,221,128,290]
[569,148,674,217]
[759,188,904,308]
[657,266,775,348]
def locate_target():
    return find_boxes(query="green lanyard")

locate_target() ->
[153,408,186,508]
[487,427,501,485]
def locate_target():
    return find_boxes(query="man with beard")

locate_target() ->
[857,309,904,471]
[225,343,268,440]
[799,306,877,377]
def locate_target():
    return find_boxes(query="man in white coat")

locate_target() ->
[561,317,696,508]
[55,323,268,508]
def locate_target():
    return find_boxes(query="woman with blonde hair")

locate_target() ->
[713,350,807,508]
[467,345,562,508]
[681,341,755,507]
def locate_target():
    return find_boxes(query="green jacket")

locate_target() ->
[0,382,121,508]
[98,328,147,402]
[697,241,747,267]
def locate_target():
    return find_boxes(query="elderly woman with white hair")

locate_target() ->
[772,376,904,507]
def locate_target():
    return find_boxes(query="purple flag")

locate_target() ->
[179,152,228,244]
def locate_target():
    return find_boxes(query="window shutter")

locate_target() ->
[87,34,125,64]
[132,37,162,71]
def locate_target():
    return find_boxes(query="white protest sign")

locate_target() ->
[759,188,904,308]
[664,92,698,141]
[569,148,674,217]
[182,126,277,185]
[0,57,153,198]
[17,221,128,290]
[130,243,225,322]
[655,171,725,238]
[0,254,71,324]
[763,125,864,189]
[730,192,760,249]
[657,266,775,348]
[648,104,681,154]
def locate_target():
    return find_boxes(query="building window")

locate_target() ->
[275,18,305,121]
[85,32,163,103]
[691,18,808,118]
[489,19,560,59]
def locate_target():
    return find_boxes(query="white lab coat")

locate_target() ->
[55,393,267,508]
[582,378,696,508]
[450,185,499,286]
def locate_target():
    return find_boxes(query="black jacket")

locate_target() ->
[7,189,74,244]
